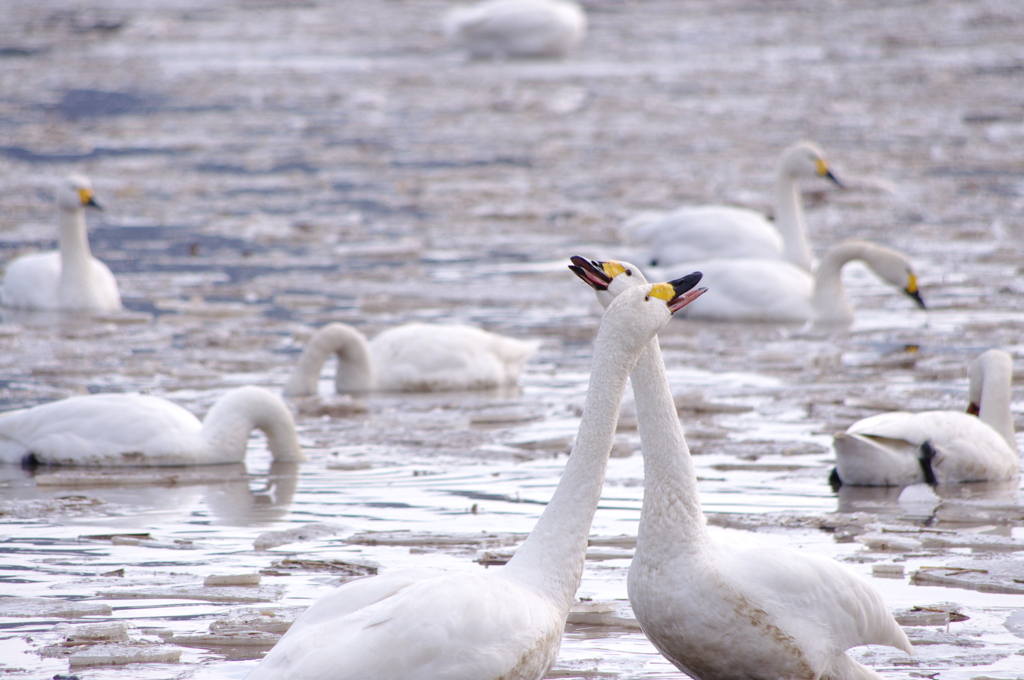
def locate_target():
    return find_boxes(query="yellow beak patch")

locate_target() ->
[647,282,675,302]
[815,158,829,176]
[906,272,918,294]
[78,188,93,205]
[602,261,627,278]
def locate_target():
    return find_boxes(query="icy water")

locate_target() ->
[1,0,1024,677]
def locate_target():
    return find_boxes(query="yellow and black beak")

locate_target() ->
[816,158,844,189]
[905,273,925,309]
[648,272,706,314]
[79,188,103,211]
[569,256,612,291]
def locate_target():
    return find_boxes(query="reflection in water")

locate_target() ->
[835,478,1023,529]
[0,462,299,526]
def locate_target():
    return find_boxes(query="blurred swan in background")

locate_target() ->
[443,0,586,59]
[626,141,842,271]
[284,322,540,395]
[655,240,924,324]
[0,386,304,467]
[245,279,706,680]
[570,256,915,680]
[833,349,1018,486]
[1,174,121,312]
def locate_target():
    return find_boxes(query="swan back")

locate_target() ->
[969,349,1016,451]
[202,386,304,464]
[444,0,586,59]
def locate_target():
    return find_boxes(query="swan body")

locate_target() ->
[247,279,707,680]
[569,257,914,680]
[656,240,925,324]
[1,175,121,312]
[0,386,304,466]
[284,322,540,395]
[628,141,841,271]
[833,349,1019,486]
[443,0,586,59]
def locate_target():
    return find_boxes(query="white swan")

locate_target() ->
[284,322,540,395]
[245,278,707,680]
[569,256,915,680]
[0,386,304,467]
[1,174,121,312]
[832,349,1019,486]
[627,141,842,271]
[443,0,586,59]
[654,239,925,324]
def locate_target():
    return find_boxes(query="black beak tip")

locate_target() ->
[826,170,844,189]
[669,271,703,295]
[908,290,926,309]
[86,197,103,211]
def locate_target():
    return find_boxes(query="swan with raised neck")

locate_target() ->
[0,386,304,467]
[1,174,121,312]
[246,278,706,680]
[629,141,841,271]
[833,349,1018,486]
[570,256,915,680]
[284,321,540,395]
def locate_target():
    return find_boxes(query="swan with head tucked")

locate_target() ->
[653,239,924,324]
[1,174,121,312]
[284,322,540,395]
[245,277,707,680]
[443,0,586,59]
[627,141,842,271]
[832,349,1019,487]
[570,256,915,680]
[0,386,304,467]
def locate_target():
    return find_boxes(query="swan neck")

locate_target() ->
[57,206,94,296]
[502,321,640,611]
[284,324,375,396]
[811,241,867,323]
[631,338,711,553]
[977,365,1017,451]
[202,388,304,463]
[773,170,813,271]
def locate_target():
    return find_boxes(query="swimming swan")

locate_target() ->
[569,256,915,680]
[443,0,586,59]
[244,277,707,680]
[832,349,1019,486]
[284,322,540,395]
[1,174,121,312]
[627,141,841,270]
[655,240,925,324]
[0,386,304,466]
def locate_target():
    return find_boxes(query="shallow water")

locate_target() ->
[2,0,1024,678]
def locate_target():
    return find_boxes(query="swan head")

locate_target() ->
[967,349,1013,414]
[601,278,708,342]
[569,257,649,309]
[857,243,926,309]
[58,174,103,212]
[780,141,843,188]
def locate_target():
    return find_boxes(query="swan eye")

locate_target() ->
[644,295,650,301]
[625,269,633,276]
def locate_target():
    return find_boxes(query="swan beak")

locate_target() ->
[967,401,980,416]
[816,159,844,188]
[904,273,925,309]
[667,271,706,314]
[79,189,103,210]
[569,255,611,291]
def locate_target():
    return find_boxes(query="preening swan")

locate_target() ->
[443,0,586,59]
[245,277,706,680]
[570,256,915,680]
[0,386,304,467]
[284,322,540,395]
[1,174,121,312]
[833,349,1019,486]
[627,141,842,270]
[654,239,925,324]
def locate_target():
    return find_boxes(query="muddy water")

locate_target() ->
[1,0,1024,678]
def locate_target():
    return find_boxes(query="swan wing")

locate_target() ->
[371,324,538,391]
[0,394,204,465]
[631,206,784,266]
[659,258,814,322]
[1,252,62,310]
[248,571,563,680]
[843,411,1019,483]
[724,544,913,665]
[444,0,584,58]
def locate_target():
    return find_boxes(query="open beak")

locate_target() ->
[569,255,611,291]
[667,272,706,314]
